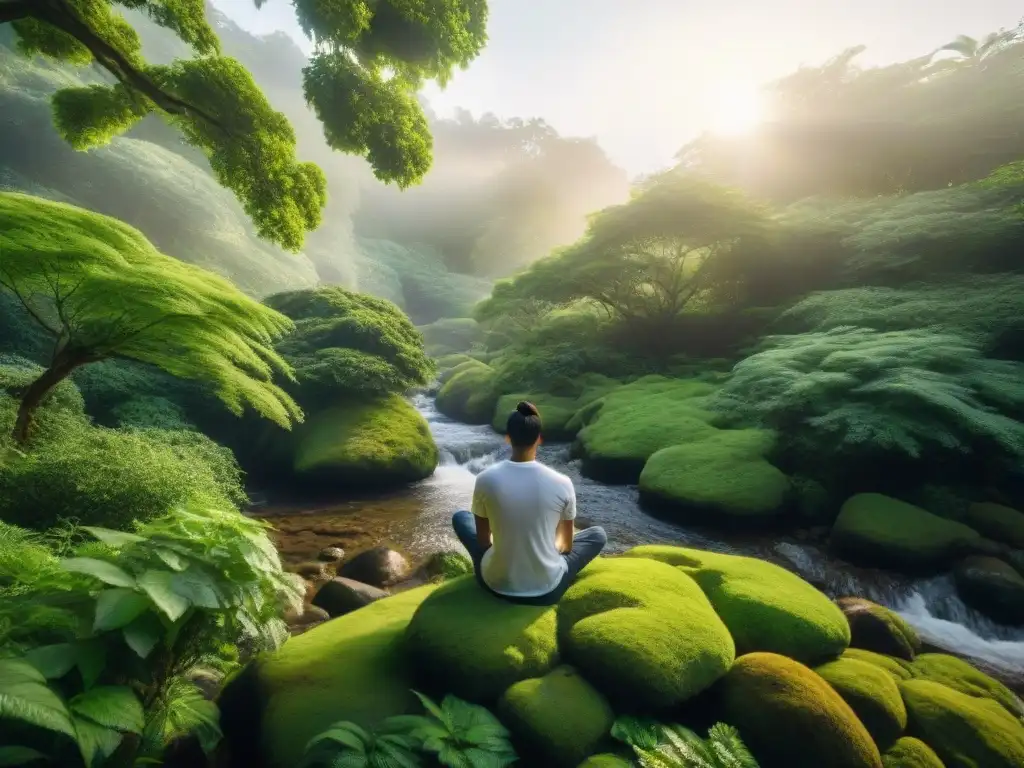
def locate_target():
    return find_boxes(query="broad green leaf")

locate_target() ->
[0,746,48,766]
[81,527,145,548]
[154,547,188,571]
[62,558,136,588]
[170,568,222,609]
[306,724,368,753]
[0,659,75,737]
[73,715,124,768]
[138,570,190,621]
[94,588,150,631]
[76,640,106,689]
[123,613,163,659]
[412,690,447,723]
[70,686,144,733]
[25,643,76,679]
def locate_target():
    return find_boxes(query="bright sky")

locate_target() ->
[211,0,1022,175]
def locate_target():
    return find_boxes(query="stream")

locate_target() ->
[259,393,1024,684]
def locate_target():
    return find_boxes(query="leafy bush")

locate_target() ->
[0,506,304,766]
[0,356,83,415]
[110,397,193,430]
[611,716,761,768]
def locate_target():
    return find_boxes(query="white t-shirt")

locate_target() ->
[471,459,577,597]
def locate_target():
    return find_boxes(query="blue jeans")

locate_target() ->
[451,510,608,606]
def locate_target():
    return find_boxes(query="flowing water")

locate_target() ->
[259,393,1024,684]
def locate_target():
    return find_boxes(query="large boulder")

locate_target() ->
[962,502,1024,549]
[838,597,922,661]
[556,557,735,711]
[717,652,883,768]
[830,494,982,573]
[434,360,498,424]
[638,429,791,526]
[815,657,908,748]
[841,648,914,681]
[626,545,850,663]
[338,546,411,587]
[290,396,439,489]
[498,665,614,768]
[881,737,945,768]
[404,576,559,703]
[311,577,388,618]
[910,653,1023,718]
[900,678,1024,768]
[953,556,1024,626]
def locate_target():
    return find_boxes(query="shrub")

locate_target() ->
[0,355,83,414]
[110,396,193,430]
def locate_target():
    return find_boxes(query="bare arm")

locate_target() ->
[555,519,574,554]
[475,515,492,551]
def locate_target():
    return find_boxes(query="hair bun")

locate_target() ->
[516,401,539,417]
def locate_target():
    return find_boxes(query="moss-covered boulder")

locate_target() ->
[626,545,850,663]
[882,737,945,768]
[638,429,790,526]
[557,557,735,711]
[498,666,614,767]
[962,502,1024,549]
[838,597,922,661]
[910,653,1023,717]
[435,360,499,424]
[842,648,915,681]
[290,396,438,489]
[404,576,559,703]
[830,494,981,573]
[573,377,718,483]
[717,652,883,768]
[953,556,1024,626]
[901,679,1024,768]
[816,657,908,748]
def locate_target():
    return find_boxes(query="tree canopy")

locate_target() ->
[2,0,489,250]
[0,191,302,441]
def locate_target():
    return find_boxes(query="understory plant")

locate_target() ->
[611,717,760,768]
[302,690,517,768]
[0,506,304,766]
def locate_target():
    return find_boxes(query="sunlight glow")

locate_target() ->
[709,83,764,136]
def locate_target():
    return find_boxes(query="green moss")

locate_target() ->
[435,360,499,424]
[625,545,850,664]
[435,353,475,372]
[900,679,1024,768]
[498,665,615,767]
[839,597,922,661]
[909,654,1023,718]
[842,649,915,681]
[882,737,945,768]
[962,502,1024,549]
[256,585,438,768]
[574,377,719,483]
[404,576,559,703]
[638,429,790,524]
[717,652,883,768]
[291,395,438,489]
[816,657,908,748]
[557,557,735,711]
[418,317,484,357]
[830,494,981,573]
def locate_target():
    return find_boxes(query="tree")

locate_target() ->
[0,191,302,442]
[1,0,489,250]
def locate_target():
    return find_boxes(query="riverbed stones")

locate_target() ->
[953,555,1024,626]
[312,577,388,618]
[830,493,981,573]
[338,546,410,587]
[881,737,945,768]
[815,657,908,748]
[962,502,1024,550]
[910,653,1024,718]
[291,561,330,580]
[317,546,345,562]
[838,597,921,661]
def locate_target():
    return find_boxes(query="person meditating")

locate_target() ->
[451,401,608,606]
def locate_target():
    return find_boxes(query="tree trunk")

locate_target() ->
[12,354,91,444]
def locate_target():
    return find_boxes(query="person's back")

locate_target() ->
[451,401,607,606]
[473,458,575,596]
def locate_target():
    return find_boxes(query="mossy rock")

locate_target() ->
[498,665,615,768]
[909,653,1023,718]
[900,678,1024,768]
[625,545,850,664]
[290,396,438,489]
[435,360,499,424]
[953,556,1024,626]
[830,494,981,574]
[557,557,735,711]
[576,755,634,768]
[882,737,945,768]
[638,429,790,526]
[842,648,915,681]
[838,597,922,661]
[816,657,909,748]
[404,576,559,703]
[717,652,883,768]
[574,377,719,483]
[435,353,476,373]
[962,502,1024,549]
[230,584,438,768]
